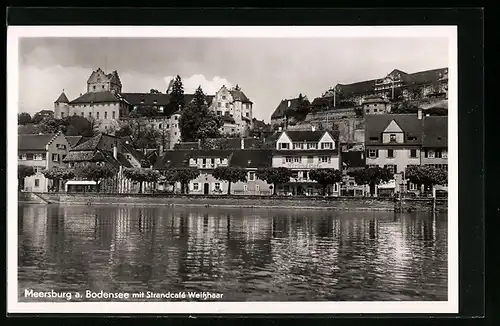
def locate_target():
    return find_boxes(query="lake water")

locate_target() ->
[17,204,448,302]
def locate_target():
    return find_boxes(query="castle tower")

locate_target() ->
[87,68,122,94]
[54,91,69,119]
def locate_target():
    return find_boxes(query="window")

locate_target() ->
[96,112,100,119]
[293,143,303,149]
[442,150,448,159]
[73,112,76,116]
[93,86,96,90]
[246,112,249,117]
[244,185,248,191]
[34,154,43,160]
[307,156,314,163]
[369,137,378,141]
[368,149,378,158]
[308,143,318,149]
[285,156,293,163]
[225,103,229,108]
[81,112,84,117]
[293,156,301,163]
[159,124,162,129]
[112,111,116,119]
[222,96,226,100]
[409,182,418,191]
[231,129,235,132]
[175,116,178,120]
[333,183,338,192]
[256,185,260,191]
[84,105,87,107]
[193,183,199,191]
[167,124,170,128]
[389,134,396,142]
[249,172,256,181]
[321,142,332,149]
[303,171,309,180]
[280,143,290,149]
[19,154,26,160]
[387,149,394,158]
[215,183,221,191]
[88,112,92,117]
[61,112,65,118]
[102,85,105,89]
[174,132,177,136]
[104,112,108,119]
[217,111,222,116]
[320,156,331,163]
[34,179,40,187]
[374,109,378,113]
[410,149,417,158]
[217,102,221,107]
[427,150,435,158]
[435,150,442,158]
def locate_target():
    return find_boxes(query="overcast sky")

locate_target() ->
[18,37,448,121]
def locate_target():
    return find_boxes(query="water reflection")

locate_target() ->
[18,204,447,302]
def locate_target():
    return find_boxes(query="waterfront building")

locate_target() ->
[154,148,273,196]
[18,131,70,192]
[209,85,254,137]
[273,129,340,196]
[362,95,391,115]
[364,108,448,195]
[340,150,366,196]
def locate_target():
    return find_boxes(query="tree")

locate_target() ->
[129,105,160,118]
[309,168,343,196]
[123,168,161,193]
[168,168,200,194]
[212,166,247,195]
[75,164,116,193]
[18,165,35,190]
[179,86,223,141]
[150,89,161,94]
[349,166,393,196]
[18,112,32,125]
[391,102,420,114]
[63,116,95,137]
[115,119,161,149]
[200,138,230,150]
[256,167,292,195]
[171,75,185,110]
[18,123,42,134]
[41,167,75,192]
[31,112,46,124]
[405,165,447,197]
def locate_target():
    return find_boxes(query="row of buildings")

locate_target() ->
[53,68,256,148]
[270,67,448,128]
[18,106,447,197]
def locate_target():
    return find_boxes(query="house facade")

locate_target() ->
[273,130,340,196]
[18,131,70,192]
[210,85,253,136]
[420,115,448,193]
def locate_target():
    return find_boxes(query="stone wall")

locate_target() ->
[35,192,447,212]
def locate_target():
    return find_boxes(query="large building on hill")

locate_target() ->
[323,67,448,105]
[209,85,254,136]
[270,96,308,129]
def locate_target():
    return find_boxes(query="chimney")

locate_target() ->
[113,144,118,159]
[240,137,245,149]
[417,108,423,120]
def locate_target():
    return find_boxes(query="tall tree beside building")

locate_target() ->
[18,113,32,125]
[18,165,35,190]
[150,89,161,94]
[179,86,223,141]
[76,165,116,193]
[405,165,447,197]
[309,168,343,196]
[41,167,75,192]
[169,75,185,111]
[212,167,248,195]
[256,167,292,195]
[348,166,392,196]
[123,168,161,194]
[167,168,200,194]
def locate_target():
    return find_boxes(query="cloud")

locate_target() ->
[163,74,234,95]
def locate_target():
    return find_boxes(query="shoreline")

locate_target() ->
[19,192,448,212]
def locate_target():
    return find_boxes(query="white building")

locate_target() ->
[210,85,253,136]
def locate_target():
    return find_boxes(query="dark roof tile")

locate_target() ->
[365,114,422,145]
[284,130,331,142]
[18,133,57,150]
[55,92,69,103]
[65,135,83,148]
[69,91,122,104]
[422,116,447,147]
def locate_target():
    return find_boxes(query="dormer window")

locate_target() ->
[369,137,379,141]
[389,134,396,142]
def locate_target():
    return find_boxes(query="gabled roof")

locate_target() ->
[422,116,447,147]
[271,98,301,119]
[365,114,422,144]
[336,79,377,97]
[18,133,60,151]
[69,91,122,104]
[230,149,273,168]
[65,135,84,148]
[55,92,69,103]
[230,90,252,104]
[284,130,330,142]
[71,134,103,151]
[402,68,448,87]
[121,93,215,107]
